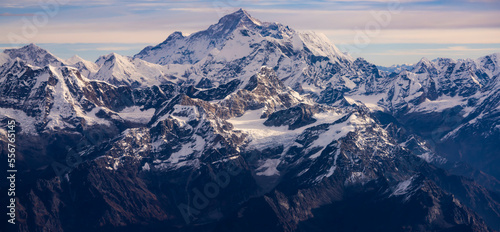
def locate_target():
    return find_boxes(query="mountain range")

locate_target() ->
[1,9,499,232]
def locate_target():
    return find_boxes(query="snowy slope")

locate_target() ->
[346,54,500,114]
[66,55,100,79]
[0,52,9,66]
[135,9,360,91]
[3,43,65,67]
[0,53,170,134]
[93,53,185,87]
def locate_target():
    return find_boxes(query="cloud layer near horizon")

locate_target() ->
[0,0,499,65]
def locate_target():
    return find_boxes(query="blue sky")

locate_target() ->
[1,0,499,66]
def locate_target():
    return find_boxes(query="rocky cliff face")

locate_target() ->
[1,9,499,232]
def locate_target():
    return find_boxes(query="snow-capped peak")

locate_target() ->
[477,52,500,77]
[3,43,65,67]
[134,9,294,65]
[133,9,358,91]
[65,55,87,65]
[210,8,262,30]
[95,52,127,66]
[417,57,432,66]
[299,31,352,62]
[190,9,265,42]
[162,31,185,44]
[65,55,100,79]
[92,52,177,87]
[412,57,437,74]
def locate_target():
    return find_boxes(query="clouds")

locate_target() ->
[73,45,147,51]
[3,11,497,45]
[247,9,500,30]
[364,46,500,56]
[0,0,114,8]
[0,13,35,16]
[1,7,499,44]
[323,28,500,44]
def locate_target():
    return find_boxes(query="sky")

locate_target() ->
[0,0,499,66]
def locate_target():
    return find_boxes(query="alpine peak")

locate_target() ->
[220,8,261,26]
[3,43,65,67]
[204,8,263,38]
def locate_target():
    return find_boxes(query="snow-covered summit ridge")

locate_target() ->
[65,55,87,65]
[1,44,190,88]
[208,8,263,34]
[3,43,65,67]
[92,52,181,87]
[134,9,350,66]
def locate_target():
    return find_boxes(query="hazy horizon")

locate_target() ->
[1,1,500,66]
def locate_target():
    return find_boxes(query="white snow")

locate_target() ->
[92,53,185,86]
[0,128,6,139]
[228,108,345,150]
[347,93,386,111]
[85,107,112,126]
[300,83,322,94]
[142,162,150,171]
[0,108,37,134]
[0,53,10,66]
[65,55,88,65]
[291,34,304,51]
[44,66,94,130]
[299,31,351,62]
[391,177,414,197]
[166,135,205,166]
[313,149,341,182]
[345,171,368,184]
[214,32,256,61]
[171,105,199,125]
[66,55,100,78]
[117,106,155,124]
[0,63,118,133]
[308,114,370,159]
[342,76,357,90]
[256,158,281,176]
[417,152,434,163]
[229,108,372,183]
[227,108,290,147]
[2,44,65,67]
[153,104,200,128]
[412,96,464,113]
[167,144,192,165]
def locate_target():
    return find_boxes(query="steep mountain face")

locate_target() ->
[1,9,500,232]
[65,55,100,79]
[377,63,414,73]
[134,8,500,186]
[369,56,497,112]
[3,43,65,67]
[0,57,133,134]
[134,9,375,93]
[355,54,500,185]
[93,53,186,87]
[0,52,10,66]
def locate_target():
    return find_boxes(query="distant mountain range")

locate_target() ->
[1,9,499,232]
